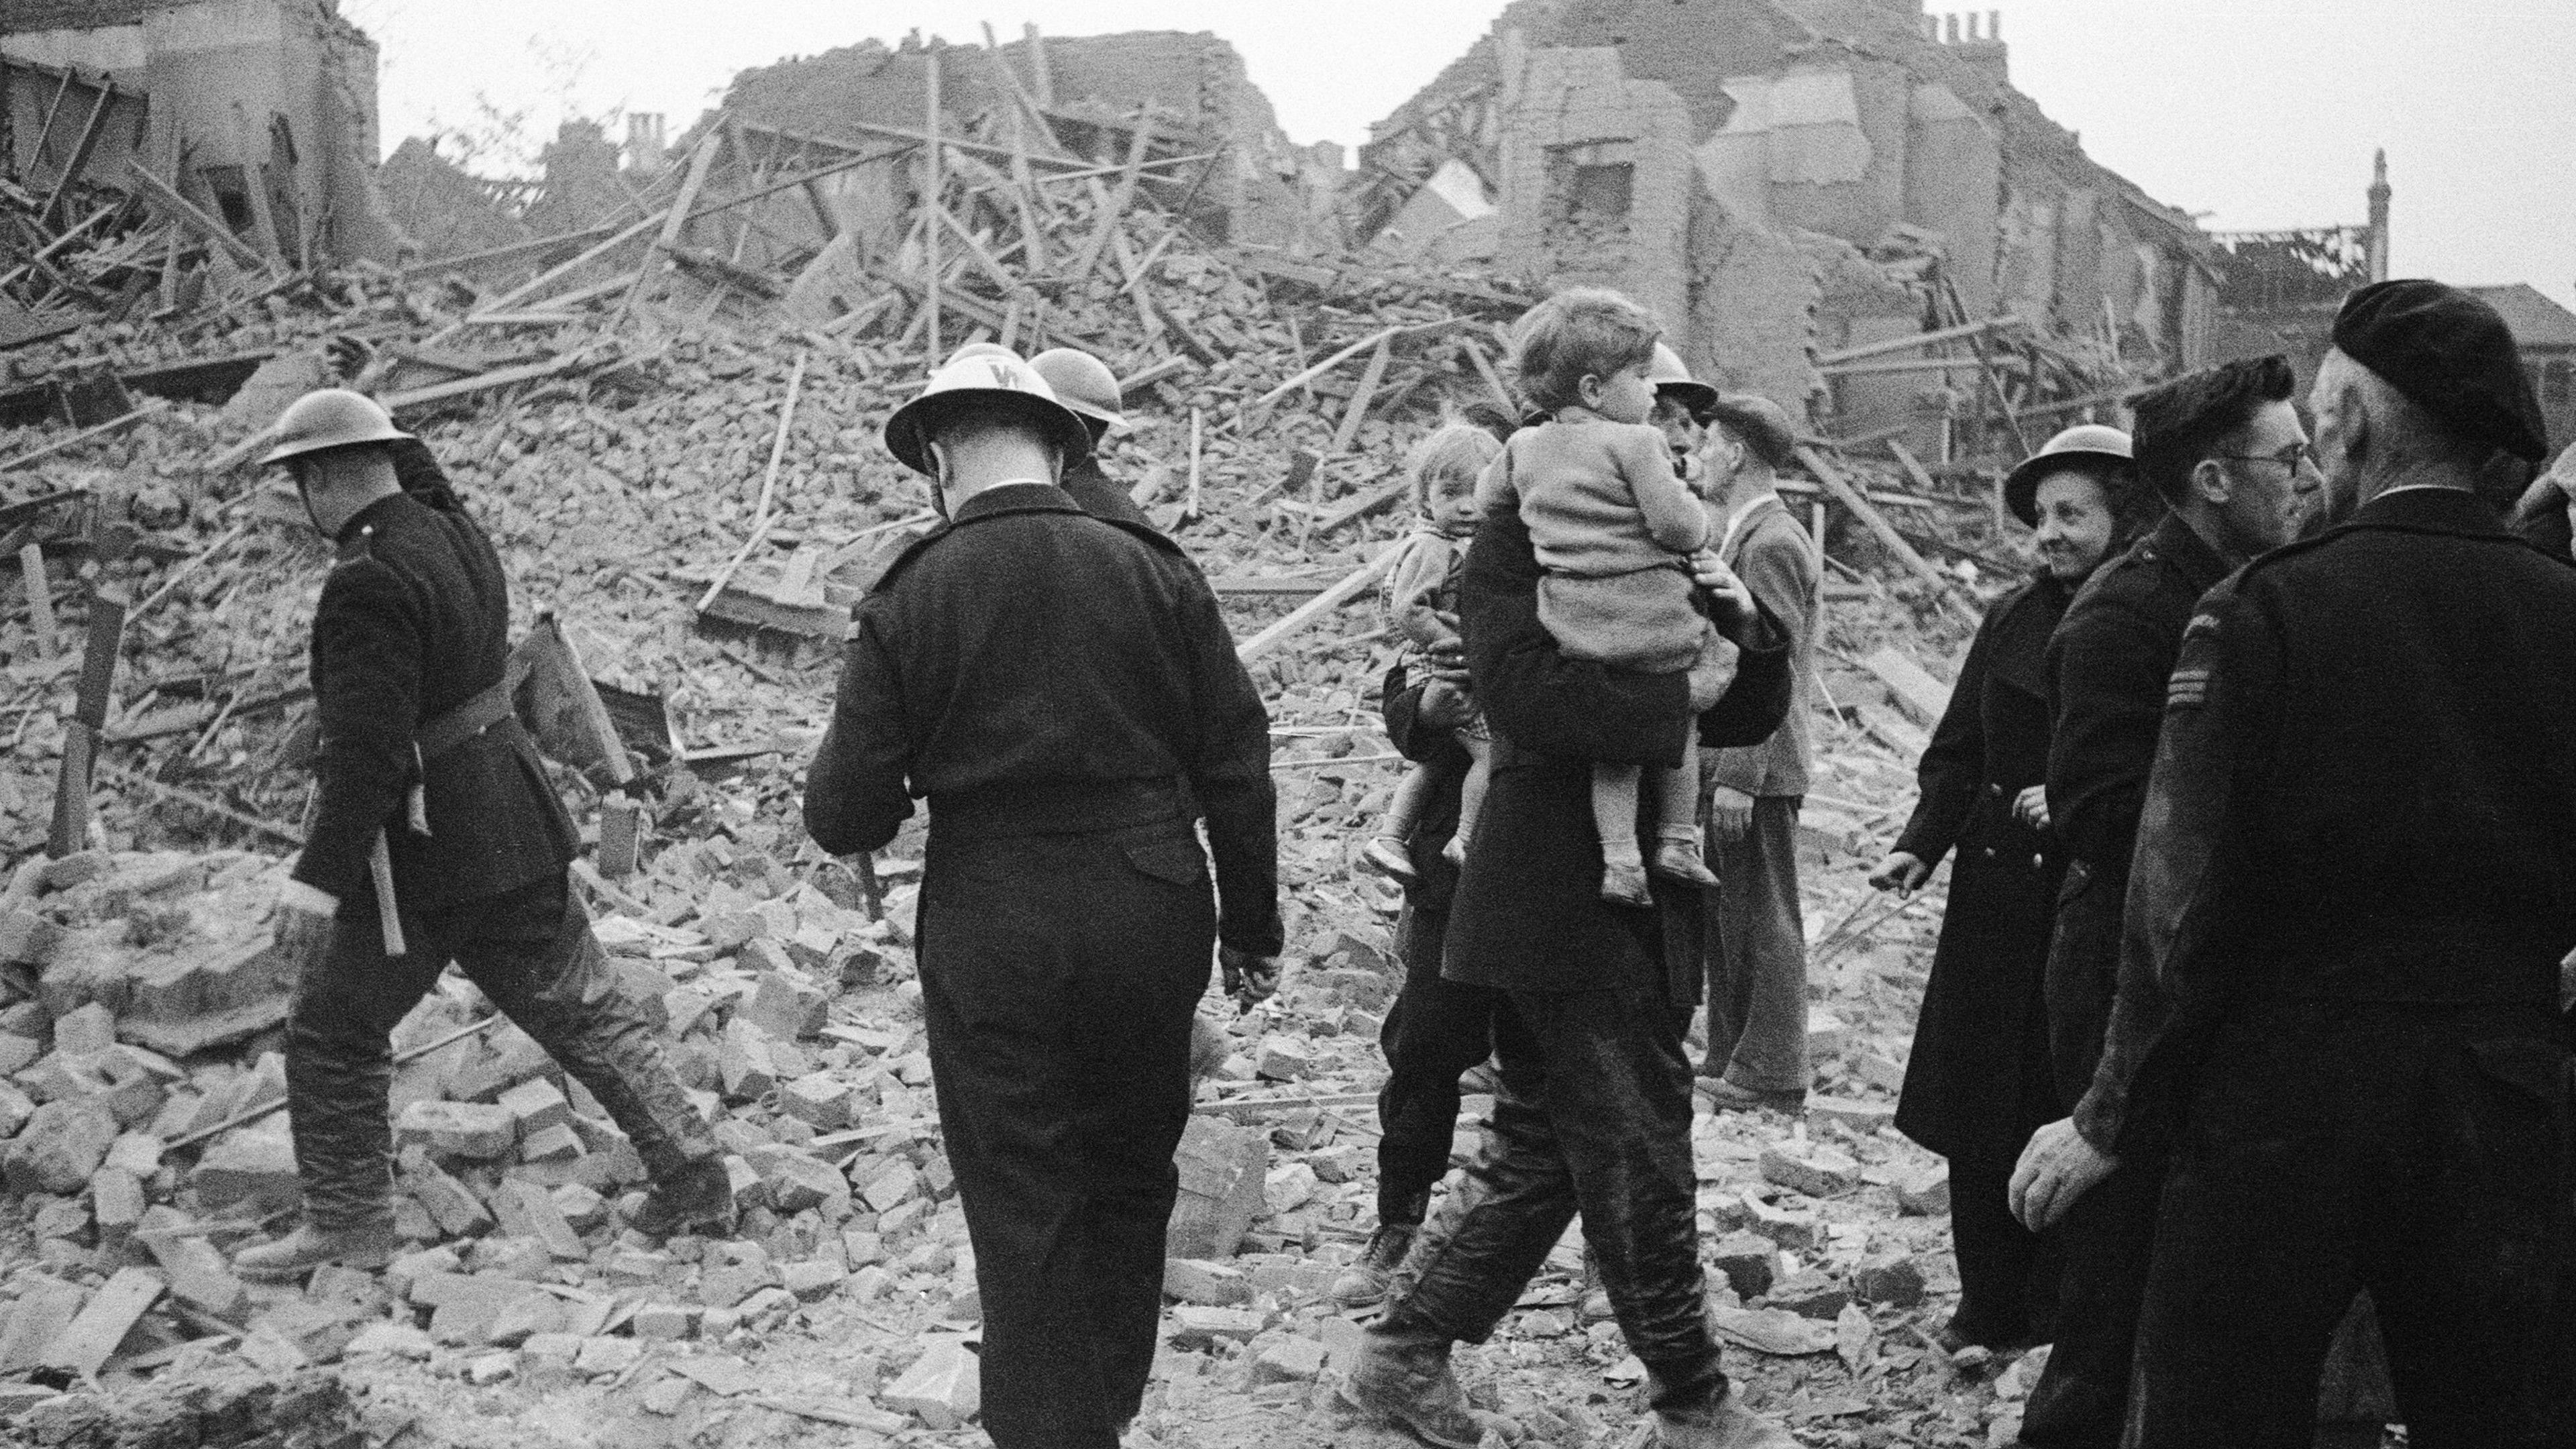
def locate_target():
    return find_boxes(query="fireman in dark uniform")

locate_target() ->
[235,390,727,1281]
[2015,280,2576,1445]
[804,350,1282,1449]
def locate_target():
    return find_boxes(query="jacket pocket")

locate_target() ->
[2462,1037,2573,1203]
[1125,839,1208,888]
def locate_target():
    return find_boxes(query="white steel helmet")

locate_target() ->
[1644,341,1715,416]
[883,349,1095,476]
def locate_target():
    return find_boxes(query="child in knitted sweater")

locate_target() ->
[1478,287,1726,906]
[1362,424,1502,881]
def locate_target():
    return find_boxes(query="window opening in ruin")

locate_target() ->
[197,165,255,235]
[1544,141,1635,248]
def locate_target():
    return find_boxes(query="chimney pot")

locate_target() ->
[1944,13,1960,42]
[1988,11,2001,40]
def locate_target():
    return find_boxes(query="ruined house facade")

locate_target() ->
[1359,0,2218,433]
[0,0,397,265]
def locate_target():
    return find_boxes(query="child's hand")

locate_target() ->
[1689,551,1753,623]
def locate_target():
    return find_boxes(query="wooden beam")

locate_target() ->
[1796,445,1978,625]
[1072,116,1154,286]
[37,84,113,226]
[1236,542,1405,662]
[924,52,943,367]
[229,102,284,262]
[122,159,262,270]
[612,125,724,327]
[1815,315,2025,367]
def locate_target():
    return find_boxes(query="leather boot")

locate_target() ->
[1338,1322,1487,1449]
[1330,1222,1417,1308]
[630,1154,737,1238]
[233,1218,398,1283]
[1654,1384,1803,1448]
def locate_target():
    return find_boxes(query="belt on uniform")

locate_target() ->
[929,777,1189,840]
[416,679,517,761]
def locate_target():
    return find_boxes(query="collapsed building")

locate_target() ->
[0,0,398,280]
[2209,154,2576,458]
[1356,0,2222,458]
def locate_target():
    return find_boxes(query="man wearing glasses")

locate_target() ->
[2006,356,2316,1447]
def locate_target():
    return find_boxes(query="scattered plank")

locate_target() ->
[1856,646,1953,725]
[1236,543,1404,662]
[42,1266,163,1379]
[1795,445,1978,625]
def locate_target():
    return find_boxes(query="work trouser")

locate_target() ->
[1374,900,1499,1226]
[1383,982,1728,1411]
[285,873,716,1231]
[1943,1147,2061,1350]
[915,812,1215,1449]
[2133,1002,2576,1449]
[2017,1148,2163,1447]
[1702,795,1808,1093]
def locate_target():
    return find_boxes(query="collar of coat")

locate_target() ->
[2143,508,2235,594]
[949,480,1081,524]
[2351,483,2506,536]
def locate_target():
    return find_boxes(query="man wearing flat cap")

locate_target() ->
[1693,393,1822,1114]
[2016,280,2576,1444]
[803,349,1282,1449]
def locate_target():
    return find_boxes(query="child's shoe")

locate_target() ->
[1361,836,1417,881]
[1651,837,1719,887]
[1599,860,1654,908]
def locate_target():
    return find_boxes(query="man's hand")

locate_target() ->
[1688,551,1754,625]
[2010,1118,2118,1232]
[1709,785,1756,844]
[2012,784,2051,831]
[1218,945,1281,1014]
[1867,850,1933,896]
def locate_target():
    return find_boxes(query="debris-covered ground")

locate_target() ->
[0,83,2106,1449]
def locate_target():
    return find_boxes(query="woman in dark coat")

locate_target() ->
[1873,427,2155,1352]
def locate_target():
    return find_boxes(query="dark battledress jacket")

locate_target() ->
[1892,571,2078,1165]
[294,490,574,916]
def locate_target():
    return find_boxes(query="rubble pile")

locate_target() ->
[0,56,2062,1449]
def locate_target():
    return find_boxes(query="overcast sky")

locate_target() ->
[339,0,2576,309]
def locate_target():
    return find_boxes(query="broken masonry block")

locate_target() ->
[1253,1336,1330,1384]
[1807,1095,1896,1132]
[403,1159,496,1238]
[718,1018,781,1102]
[631,1302,699,1340]
[90,1167,145,1242]
[5,1096,120,1194]
[1851,1254,1927,1309]
[497,1076,572,1138]
[857,1158,920,1214]
[1766,1268,1849,1320]
[52,1002,115,1055]
[1254,1034,1316,1081]
[1167,1114,1269,1260]
[1759,1141,1861,1198]
[779,1071,855,1130]
[883,1336,980,1430]
[1806,1009,1851,1060]
[1896,1165,1951,1217]
[1741,1193,1820,1251]
[749,1144,845,1215]
[742,969,828,1040]
[1709,1232,1778,1299]
[574,1335,646,1377]
[1263,1161,1320,1216]
[1166,1305,1269,1350]
[1163,1258,1253,1306]
[518,1122,584,1164]
[779,1259,846,1302]
[394,1099,517,1160]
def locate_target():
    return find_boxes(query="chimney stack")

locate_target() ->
[1944,13,1960,42]
[2367,150,2392,282]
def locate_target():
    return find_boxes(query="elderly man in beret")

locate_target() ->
[2013,279,2576,1444]
[804,348,1282,1449]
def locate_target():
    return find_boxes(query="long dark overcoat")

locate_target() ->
[1892,572,2075,1164]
